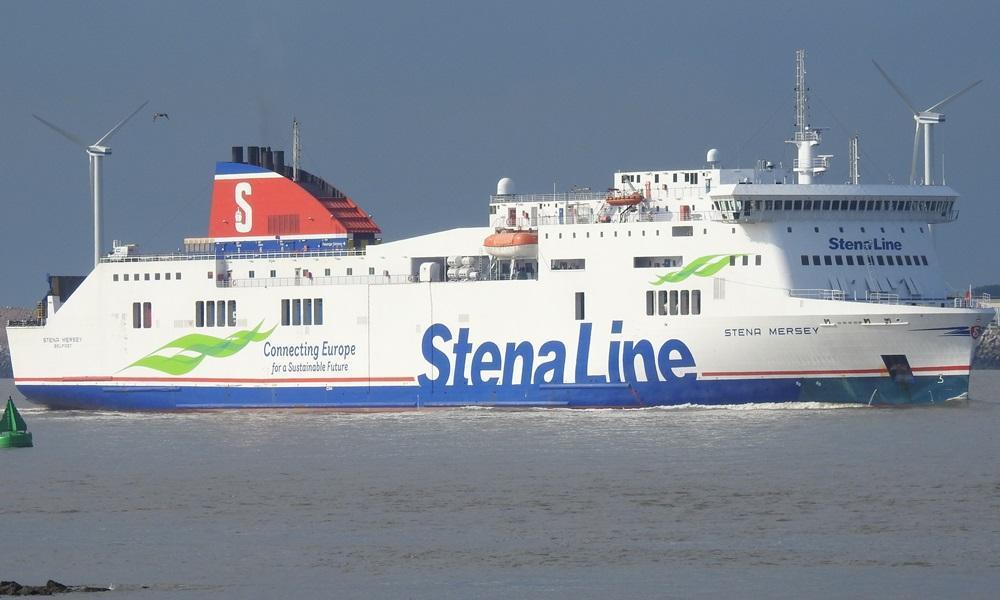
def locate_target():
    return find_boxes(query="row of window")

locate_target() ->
[800,254,929,267]
[720,198,954,214]
[546,225,694,240]
[115,272,182,282]
[281,298,324,326]
[645,290,702,316]
[131,302,153,328]
[195,300,237,328]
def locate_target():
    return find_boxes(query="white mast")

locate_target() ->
[848,133,860,184]
[292,117,301,182]
[786,49,830,185]
[33,101,148,266]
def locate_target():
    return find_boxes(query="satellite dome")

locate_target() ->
[497,177,516,195]
[706,148,721,166]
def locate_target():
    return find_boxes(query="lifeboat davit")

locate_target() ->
[484,230,539,259]
[606,192,643,206]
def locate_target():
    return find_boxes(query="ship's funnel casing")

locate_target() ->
[209,162,349,238]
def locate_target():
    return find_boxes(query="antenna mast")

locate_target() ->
[292,117,301,182]
[786,49,830,184]
[848,133,860,184]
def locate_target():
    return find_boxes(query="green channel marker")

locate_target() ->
[0,396,33,448]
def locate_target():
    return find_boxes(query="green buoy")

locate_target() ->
[0,396,32,448]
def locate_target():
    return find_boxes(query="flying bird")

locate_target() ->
[152,112,169,121]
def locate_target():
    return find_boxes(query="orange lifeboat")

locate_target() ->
[484,230,539,258]
[605,191,643,206]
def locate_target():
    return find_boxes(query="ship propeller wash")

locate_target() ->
[7,51,991,410]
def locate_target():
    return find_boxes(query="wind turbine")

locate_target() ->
[33,100,149,266]
[872,60,980,186]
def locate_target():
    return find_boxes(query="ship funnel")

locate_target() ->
[247,146,260,166]
[231,146,244,163]
[274,150,285,175]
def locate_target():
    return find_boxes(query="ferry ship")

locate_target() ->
[7,51,992,410]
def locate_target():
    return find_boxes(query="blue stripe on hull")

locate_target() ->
[17,374,970,411]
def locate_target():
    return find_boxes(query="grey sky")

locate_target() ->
[1,0,998,306]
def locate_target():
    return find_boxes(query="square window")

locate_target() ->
[208,272,214,279]
[124,274,130,281]
[176,273,182,280]
[347,268,353,276]
[144,273,150,281]
[755,255,761,266]
[113,274,119,281]
[155,273,160,281]
[165,273,171,280]
[324,268,331,276]
[270,270,276,277]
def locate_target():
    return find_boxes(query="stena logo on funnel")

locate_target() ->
[234,182,253,233]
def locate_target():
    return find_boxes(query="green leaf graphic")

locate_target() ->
[126,321,276,376]
[649,254,746,285]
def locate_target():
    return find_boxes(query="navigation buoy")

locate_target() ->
[0,396,33,448]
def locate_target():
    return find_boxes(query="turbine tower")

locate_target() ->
[33,101,149,266]
[872,61,980,186]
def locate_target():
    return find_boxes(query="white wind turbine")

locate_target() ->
[33,101,149,266]
[872,61,980,186]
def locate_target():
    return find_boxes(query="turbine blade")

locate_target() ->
[911,122,920,185]
[94,100,149,147]
[32,114,87,148]
[872,60,919,115]
[926,79,982,112]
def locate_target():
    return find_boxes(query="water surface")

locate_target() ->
[2,375,999,598]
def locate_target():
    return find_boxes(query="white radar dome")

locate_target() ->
[706,148,720,166]
[497,177,516,195]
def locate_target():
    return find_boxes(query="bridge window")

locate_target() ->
[645,291,654,316]
[846,256,855,266]
[680,290,690,315]
[314,299,324,325]
[575,292,585,321]
[921,256,928,266]
[132,303,141,329]
[876,256,885,266]
[304,299,313,326]
[905,256,913,266]
[801,255,809,266]
[691,290,701,315]
[672,226,693,237]
[281,299,290,326]
[824,256,832,265]
[812,256,820,266]
[835,256,843,266]
[658,291,668,315]
[755,255,762,266]
[292,299,302,325]
[669,290,679,316]
[228,300,236,327]
[196,301,204,327]
[206,301,216,327]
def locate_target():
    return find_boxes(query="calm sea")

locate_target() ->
[2,375,999,599]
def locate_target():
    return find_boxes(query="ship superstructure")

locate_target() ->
[7,51,991,409]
